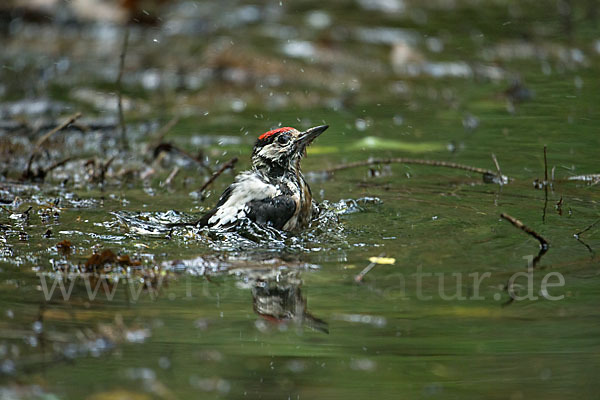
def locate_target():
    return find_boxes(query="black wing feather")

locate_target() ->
[196,185,234,227]
[246,195,296,230]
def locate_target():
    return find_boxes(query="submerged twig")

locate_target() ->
[500,213,549,250]
[117,27,130,150]
[199,157,238,194]
[320,157,508,184]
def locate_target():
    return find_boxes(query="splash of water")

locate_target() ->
[110,197,381,253]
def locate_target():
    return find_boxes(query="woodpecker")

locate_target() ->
[197,125,329,231]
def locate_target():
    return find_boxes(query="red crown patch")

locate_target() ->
[258,127,294,141]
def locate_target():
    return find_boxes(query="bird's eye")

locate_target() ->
[277,135,290,145]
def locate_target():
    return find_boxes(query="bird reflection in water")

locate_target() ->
[249,269,328,334]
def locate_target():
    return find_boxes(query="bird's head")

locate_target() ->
[251,125,328,173]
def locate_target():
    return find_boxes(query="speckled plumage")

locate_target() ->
[198,125,328,231]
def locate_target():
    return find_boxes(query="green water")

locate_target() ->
[1,0,600,399]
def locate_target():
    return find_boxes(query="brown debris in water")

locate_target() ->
[85,249,141,271]
[56,240,72,255]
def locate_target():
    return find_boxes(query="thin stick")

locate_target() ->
[355,253,387,283]
[99,156,115,185]
[500,213,549,249]
[320,157,508,183]
[542,193,548,224]
[542,146,549,223]
[117,27,130,150]
[34,112,82,149]
[567,174,600,182]
[163,166,180,186]
[491,153,503,185]
[543,145,548,183]
[24,113,82,179]
[199,157,238,193]
[574,218,600,238]
[501,212,551,304]
[153,143,212,173]
[354,261,376,283]
[43,156,74,175]
[151,116,180,147]
[575,238,594,255]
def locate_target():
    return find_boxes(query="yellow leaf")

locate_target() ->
[369,257,396,265]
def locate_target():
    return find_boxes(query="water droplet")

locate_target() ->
[355,119,367,131]
[159,356,171,369]
[1,359,15,375]
[32,321,43,334]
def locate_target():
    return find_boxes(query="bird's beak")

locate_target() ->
[294,125,328,152]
